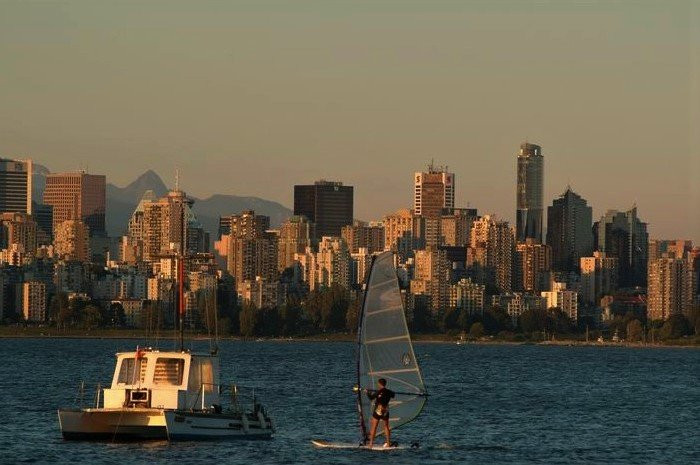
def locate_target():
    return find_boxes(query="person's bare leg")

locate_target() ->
[383,419,391,446]
[368,418,379,447]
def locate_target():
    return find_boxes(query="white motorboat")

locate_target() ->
[58,347,273,440]
[58,195,273,441]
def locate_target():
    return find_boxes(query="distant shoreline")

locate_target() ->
[0,328,697,349]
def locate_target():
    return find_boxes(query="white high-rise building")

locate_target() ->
[580,252,619,305]
[541,282,578,321]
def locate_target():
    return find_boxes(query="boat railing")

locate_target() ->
[187,382,267,416]
[72,379,268,414]
[72,381,103,409]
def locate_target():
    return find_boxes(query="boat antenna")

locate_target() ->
[212,288,219,355]
[178,195,186,352]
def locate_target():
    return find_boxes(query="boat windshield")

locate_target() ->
[117,357,148,385]
[154,358,185,386]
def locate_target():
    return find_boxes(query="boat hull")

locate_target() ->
[164,410,273,440]
[58,408,167,441]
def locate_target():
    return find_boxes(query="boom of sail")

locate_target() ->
[356,251,427,438]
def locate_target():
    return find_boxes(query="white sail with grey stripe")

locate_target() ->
[356,251,427,438]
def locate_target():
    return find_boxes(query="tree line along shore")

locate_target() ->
[2,284,699,347]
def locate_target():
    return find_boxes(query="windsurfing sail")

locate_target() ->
[356,251,427,439]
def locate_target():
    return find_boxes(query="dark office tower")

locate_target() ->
[0,158,32,214]
[32,202,54,244]
[593,206,648,287]
[516,142,544,243]
[294,180,353,238]
[546,187,593,273]
[218,216,232,240]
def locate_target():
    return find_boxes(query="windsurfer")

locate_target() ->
[366,378,395,448]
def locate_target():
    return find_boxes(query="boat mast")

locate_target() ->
[355,254,376,442]
[178,190,186,352]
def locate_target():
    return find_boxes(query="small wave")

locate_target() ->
[431,443,509,452]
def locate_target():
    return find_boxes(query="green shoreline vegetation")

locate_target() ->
[3,284,699,347]
[1,327,698,348]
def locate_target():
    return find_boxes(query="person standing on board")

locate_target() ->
[366,378,395,448]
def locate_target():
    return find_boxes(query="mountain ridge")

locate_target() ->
[33,167,292,237]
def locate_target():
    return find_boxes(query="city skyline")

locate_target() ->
[14,155,700,246]
[1,1,698,243]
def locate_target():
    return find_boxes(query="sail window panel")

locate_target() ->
[154,358,185,386]
[117,357,148,385]
[365,281,402,313]
[363,310,407,341]
[363,340,417,374]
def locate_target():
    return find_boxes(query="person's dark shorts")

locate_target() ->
[372,411,389,421]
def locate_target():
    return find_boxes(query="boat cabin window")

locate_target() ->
[153,358,185,386]
[117,358,148,385]
[188,358,215,393]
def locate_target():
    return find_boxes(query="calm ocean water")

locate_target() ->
[0,338,697,465]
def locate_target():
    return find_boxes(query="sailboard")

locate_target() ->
[312,251,427,450]
[311,439,410,450]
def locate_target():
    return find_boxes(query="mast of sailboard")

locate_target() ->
[355,253,377,443]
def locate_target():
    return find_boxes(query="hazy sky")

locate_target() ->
[1,1,698,242]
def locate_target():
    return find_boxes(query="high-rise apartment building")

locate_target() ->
[277,215,314,272]
[516,142,544,243]
[341,220,384,254]
[295,236,351,291]
[580,252,619,305]
[541,282,578,321]
[0,158,32,214]
[515,239,552,293]
[43,171,106,236]
[411,246,451,314]
[413,163,455,247]
[0,212,37,255]
[54,219,90,262]
[383,208,418,261]
[141,190,190,261]
[593,207,648,287]
[441,208,477,247]
[223,210,277,282]
[449,277,485,316]
[648,239,693,261]
[20,281,46,322]
[468,214,514,293]
[688,247,700,300]
[294,180,353,238]
[647,256,693,320]
[546,187,593,272]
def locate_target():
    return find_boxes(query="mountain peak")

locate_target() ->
[120,169,168,197]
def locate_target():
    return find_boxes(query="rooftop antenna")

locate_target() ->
[175,168,180,192]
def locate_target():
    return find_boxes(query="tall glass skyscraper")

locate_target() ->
[546,187,593,272]
[0,158,32,215]
[516,142,544,243]
[293,180,353,239]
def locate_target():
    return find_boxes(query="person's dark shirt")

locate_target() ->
[367,387,395,409]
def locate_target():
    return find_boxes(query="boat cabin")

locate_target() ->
[102,350,220,410]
